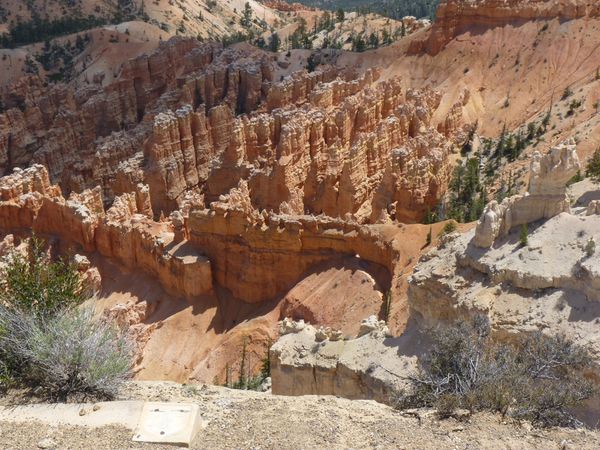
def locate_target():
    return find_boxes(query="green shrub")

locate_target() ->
[0,237,132,401]
[0,307,131,401]
[229,337,271,391]
[586,147,600,183]
[396,316,596,428]
[585,237,596,257]
[567,170,584,186]
[561,86,573,100]
[519,223,529,247]
[1,236,83,316]
[439,221,457,236]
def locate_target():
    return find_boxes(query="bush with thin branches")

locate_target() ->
[0,237,132,400]
[0,236,83,316]
[0,306,131,400]
[396,316,596,428]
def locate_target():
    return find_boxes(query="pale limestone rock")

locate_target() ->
[529,140,580,196]
[271,316,419,404]
[474,140,579,248]
[279,318,307,335]
[74,254,91,271]
[357,315,390,338]
[587,200,600,216]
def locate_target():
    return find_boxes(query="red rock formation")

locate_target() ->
[418,0,600,55]
[0,35,468,382]
[0,165,212,299]
[0,164,393,304]
[1,36,463,225]
[262,0,312,12]
[0,39,271,200]
[187,184,396,303]
[143,67,460,222]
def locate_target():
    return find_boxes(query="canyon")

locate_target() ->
[1,0,600,438]
[0,28,465,382]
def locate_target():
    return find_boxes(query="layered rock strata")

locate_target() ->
[0,164,399,304]
[143,68,459,222]
[0,39,273,199]
[474,140,580,248]
[0,165,212,300]
[414,0,600,55]
[1,37,462,224]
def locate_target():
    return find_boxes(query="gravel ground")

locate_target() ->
[1,381,599,449]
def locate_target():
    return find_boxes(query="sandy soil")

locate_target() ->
[1,381,599,449]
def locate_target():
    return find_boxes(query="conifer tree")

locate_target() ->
[586,147,600,183]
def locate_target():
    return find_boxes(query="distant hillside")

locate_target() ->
[288,0,440,20]
[0,0,290,87]
[0,0,287,47]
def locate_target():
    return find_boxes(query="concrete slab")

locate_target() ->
[0,401,144,429]
[132,402,203,447]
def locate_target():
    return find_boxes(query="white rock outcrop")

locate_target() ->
[474,140,580,248]
[270,317,419,404]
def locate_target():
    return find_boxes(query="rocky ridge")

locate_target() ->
[419,0,600,55]
[270,315,420,404]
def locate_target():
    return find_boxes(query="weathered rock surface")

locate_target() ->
[1,37,461,224]
[0,165,213,300]
[0,34,465,384]
[473,140,580,248]
[142,67,460,221]
[410,162,600,361]
[271,317,420,404]
[420,0,600,55]
[0,39,271,200]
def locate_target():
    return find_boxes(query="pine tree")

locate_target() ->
[369,32,379,48]
[519,224,528,247]
[495,125,507,158]
[586,147,600,183]
[269,32,280,52]
[241,2,253,28]
[306,54,317,72]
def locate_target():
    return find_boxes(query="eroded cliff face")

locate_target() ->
[420,0,600,55]
[140,67,459,222]
[270,139,600,417]
[0,39,272,199]
[0,34,468,382]
[1,38,462,225]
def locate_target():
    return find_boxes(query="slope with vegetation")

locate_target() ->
[0,237,131,401]
[0,0,291,87]
[287,0,440,20]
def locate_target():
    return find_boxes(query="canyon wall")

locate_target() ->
[415,0,600,55]
[0,165,213,300]
[0,39,272,200]
[0,164,399,305]
[0,35,469,382]
[1,38,462,225]
[142,68,459,222]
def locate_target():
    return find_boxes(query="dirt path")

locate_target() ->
[1,382,598,449]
